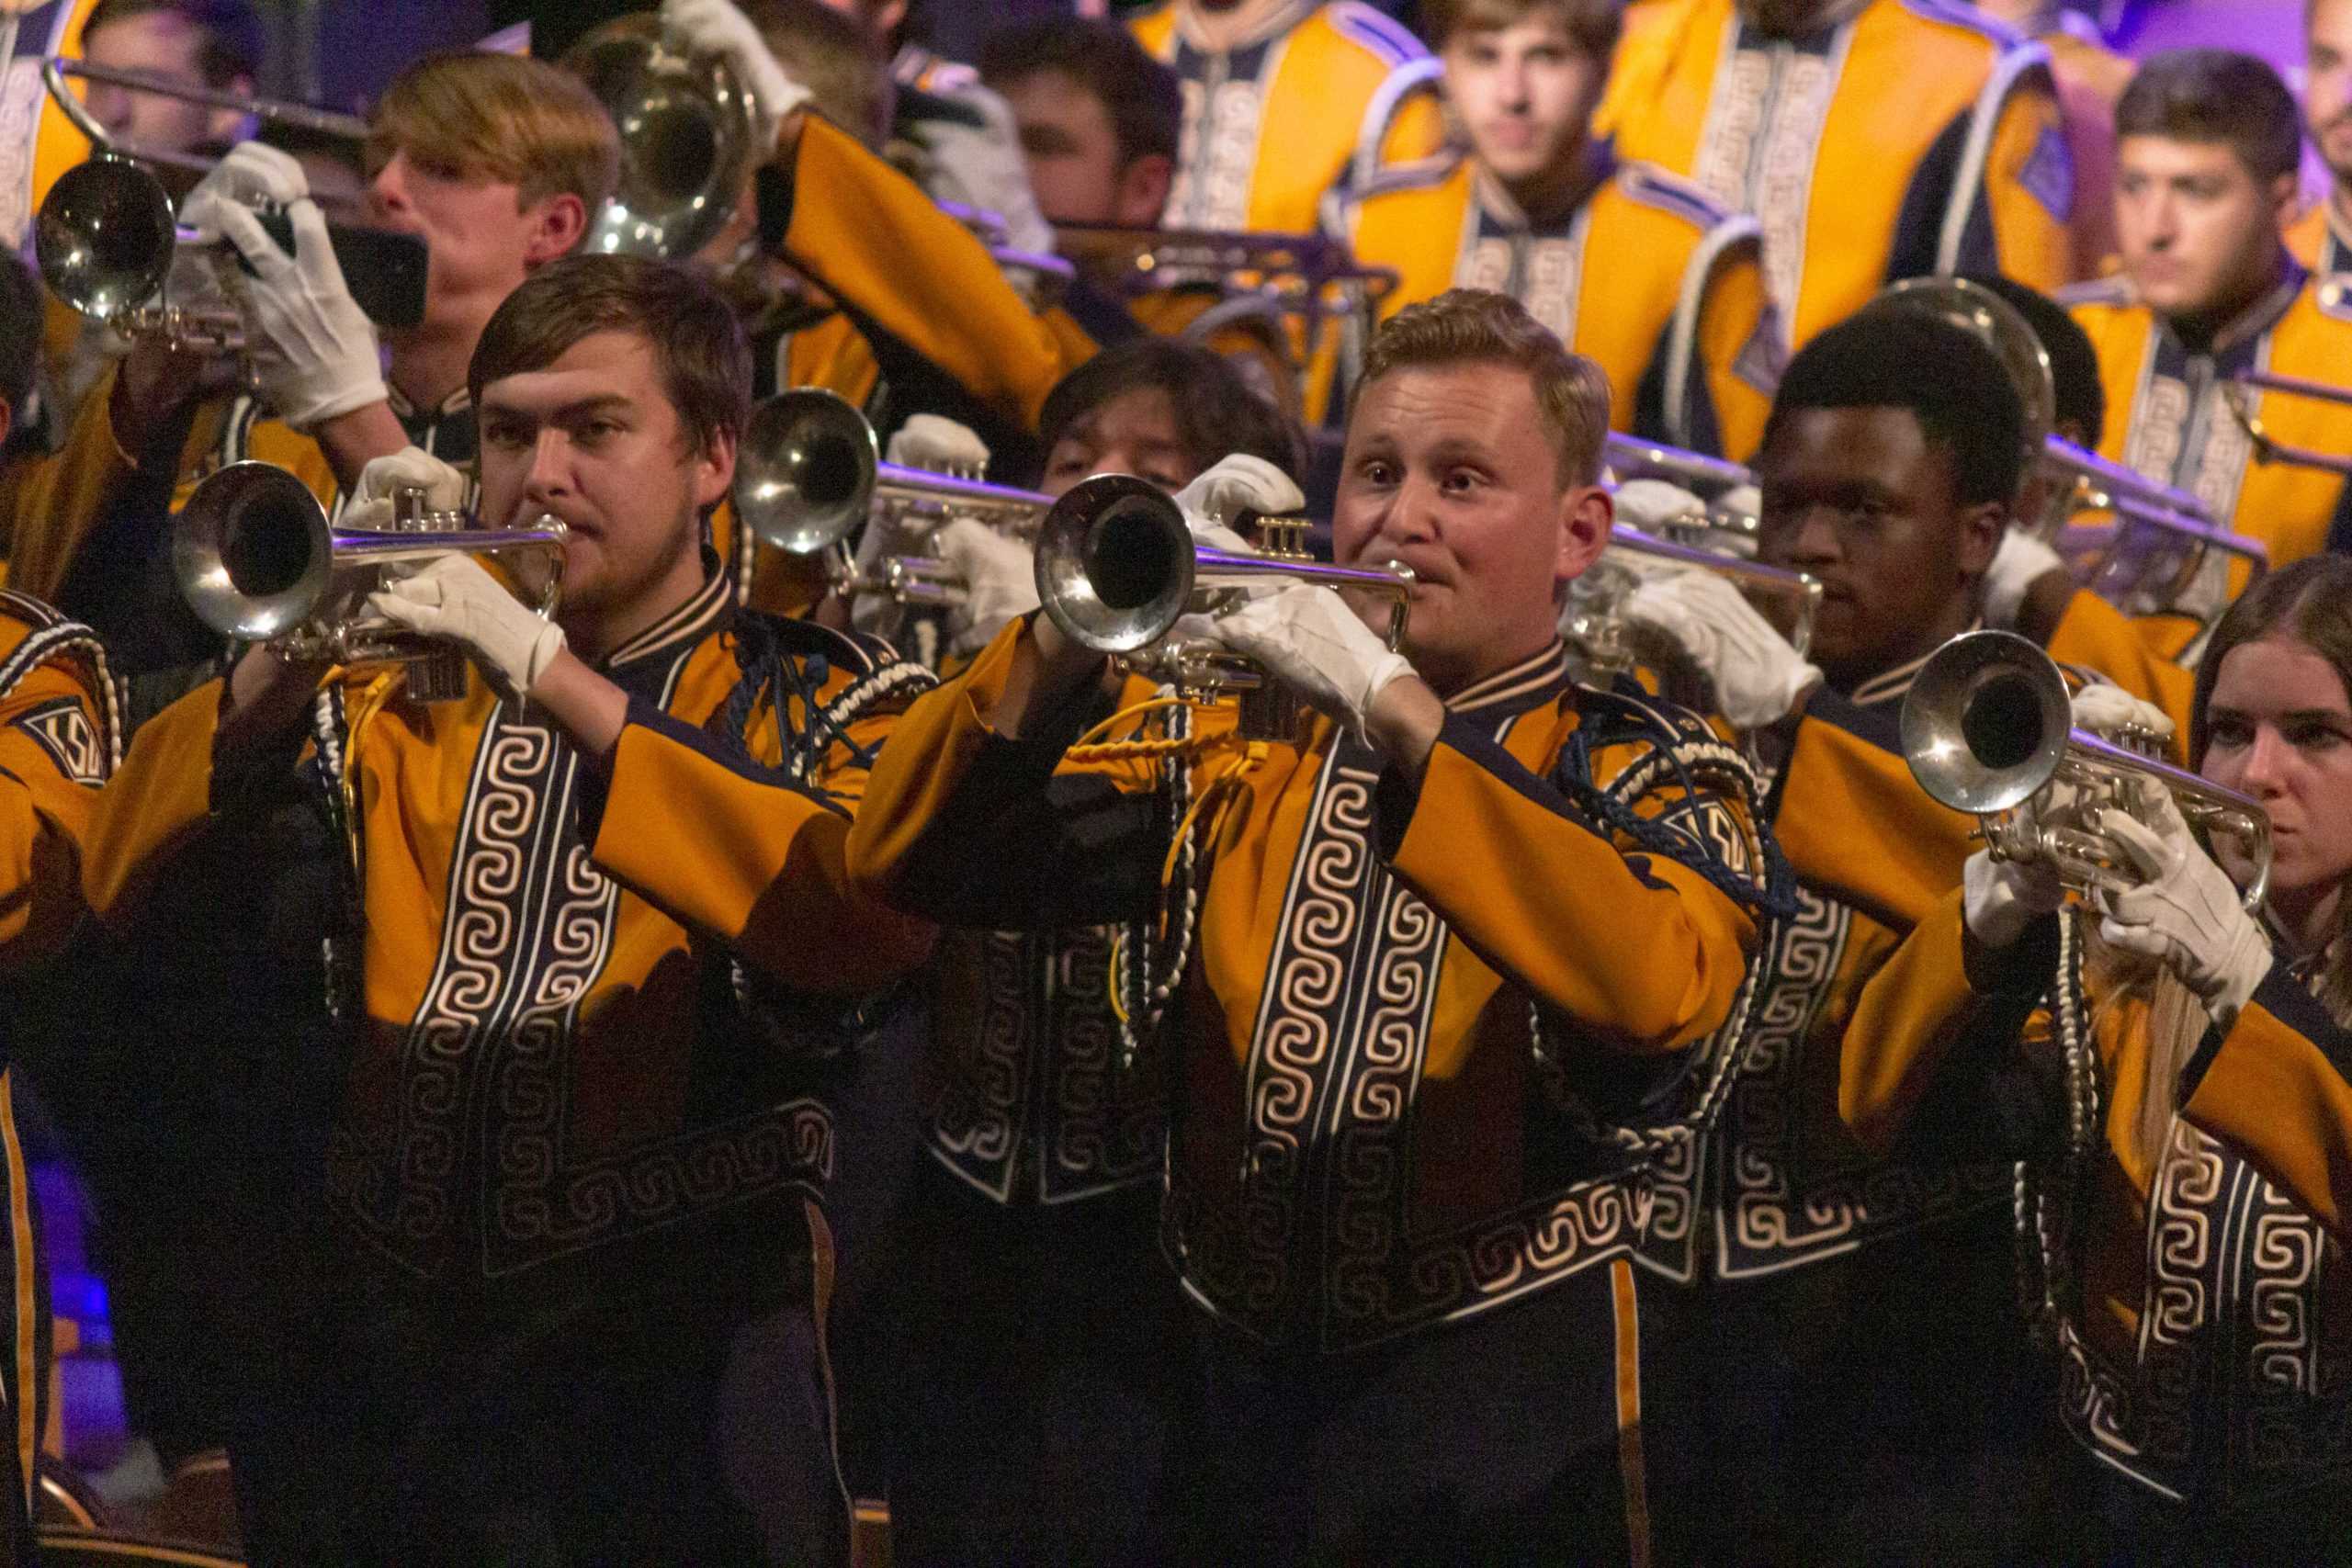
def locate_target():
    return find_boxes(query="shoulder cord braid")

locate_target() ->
[0,621,126,773]
[2018,906,2098,1352]
[1535,694,1801,1163]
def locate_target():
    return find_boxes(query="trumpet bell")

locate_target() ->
[736,389,878,555]
[1899,628,2072,816]
[35,155,176,319]
[172,462,335,641]
[563,17,756,261]
[1035,475,1197,654]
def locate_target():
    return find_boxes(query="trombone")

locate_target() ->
[1034,474,1416,739]
[173,462,570,704]
[41,56,368,176]
[1054,225,1400,364]
[1901,630,2270,908]
[2223,367,2352,478]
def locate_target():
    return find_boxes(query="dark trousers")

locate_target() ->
[226,1274,842,1567]
[1175,1260,1642,1567]
[881,1161,1191,1568]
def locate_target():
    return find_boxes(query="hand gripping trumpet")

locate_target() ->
[1035,474,1415,740]
[1563,526,1823,682]
[1900,630,2271,909]
[173,462,570,704]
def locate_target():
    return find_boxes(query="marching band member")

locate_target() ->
[1842,552,2352,1558]
[1344,0,1780,457]
[1609,309,2041,1559]
[849,288,1781,1563]
[1127,0,1449,235]
[2064,51,2352,652]
[6,50,620,673]
[74,0,263,164]
[1973,0,2130,277]
[2290,0,2352,276]
[876,344,1303,1565]
[0,254,124,1565]
[74,254,933,1562]
[1599,0,2075,350]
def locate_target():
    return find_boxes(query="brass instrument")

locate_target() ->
[734,389,1054,602]
[1600,434,1759,552]
[1035,475,1416,739]
[560,16,760,260]
[1863,277,2268,630]
[1054,225,1399,363]
[41,56,368,176]
[2223,367,2352,478]
[1564,526,1823,682]
[174,462,570,704]
[1901,630,2271,908]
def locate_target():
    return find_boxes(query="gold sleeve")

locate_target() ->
[1693,235,1777,462]
[1984,78,2074,293]
[2180,968,2352,1239]
[1375,84,1448,168]
[1770,694,1975,931]
[2046,589,2197,751]
[78,675,227,922]
[2,364,146,601]
[1838,887,1984,1154]
[0,660,106,961]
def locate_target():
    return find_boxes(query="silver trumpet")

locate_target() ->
[1600,434,1759,551]
[1565,526,1823,682]
[1901,630,2270,908]
[733,389,1054,604]
[1035,475,1415,739]
[34,153,246,352]
[173,462,569,704]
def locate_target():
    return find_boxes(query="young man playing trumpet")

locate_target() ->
[1344,0,1780,459]
[1606,307,2052,1559]
[849,288,1781,1563]
[75,253,935,1562]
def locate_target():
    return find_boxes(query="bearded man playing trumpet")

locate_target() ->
[848,288,1781,1563]
[75,254,935,1562]
[1843,552,2352,1558]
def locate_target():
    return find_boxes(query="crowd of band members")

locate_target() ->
[0,0,2344,1562]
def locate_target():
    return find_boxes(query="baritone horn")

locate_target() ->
[560,16,760,260]
[1901,630,2270,908]
[173,462,570,703]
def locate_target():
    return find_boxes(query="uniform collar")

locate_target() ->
[1447,639,1573,720]
[1471,141,1612,237]
[387,381,470,428]
[2165,261,2305,357]
[1846,619,1984,708]
[1733,0,1870,52]
[600,550,734,679]
[1175,0,1319,53]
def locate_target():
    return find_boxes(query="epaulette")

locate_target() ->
[1893,0,2024,50]
[1325,1,1430,66]
[1355,147,1466,203]
[2055,274,2137,310]
[1615,159,1744,236]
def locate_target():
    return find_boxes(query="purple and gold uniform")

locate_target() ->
[1128,1,1447,235]
[2284,199,2352,278]
[1345,150,1781,458]
[1846,895,2352,1521]
[2064,265,2352,649]
[849,618,1777,1551]
[1600,0,2074,350]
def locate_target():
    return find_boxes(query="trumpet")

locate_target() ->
[1035,474,1415,739]
[560,16,761,261]
[1600,434,1759,551]
[34,153,244,350]
[1564,526,1823,682]
[174,462,569,704]
[2223,367,2352,478]
[1901,630,2270,908]
[734,389,1053,593]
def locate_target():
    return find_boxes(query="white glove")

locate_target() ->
[181,141,310,211]
[662,0,810,152]
[1173,453,1304,559]
[367,555,566,694]
[934,515,1038,658]
[1962,848,2067,951]
[885,414,990,477]
[1210,583,1414,744]
[189,194,387,430]
[340,446,469,532]
[2071,681,2174,744]
[1619,568,1821,729]
[906,80,1057,260]
[2096,797,2273,1027]
[1983,525,2066,629]
[1611,479,1709,533]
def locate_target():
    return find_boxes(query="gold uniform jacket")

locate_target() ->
[1345,151,1780,460]
[1845,897,2352,1509]
[1129,0,1447,236]
[79,574,935,1295]
[0,593,119,1539]
[1641,649,1996,1281]
[2284,201,2352,278]
[1600,0,2074,350]
[849,624,1775,1350]
[2064,265,2352,645]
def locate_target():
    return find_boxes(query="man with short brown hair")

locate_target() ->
[850,288,1781,1562]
